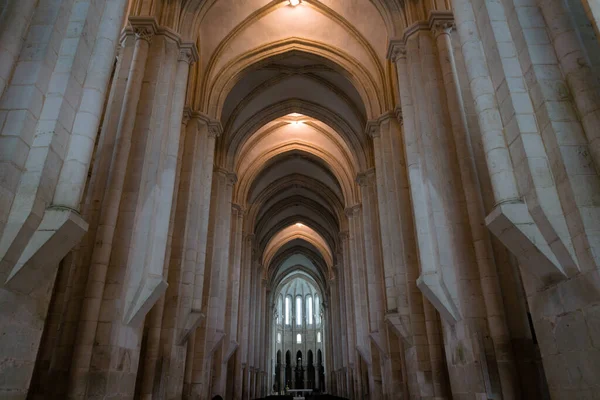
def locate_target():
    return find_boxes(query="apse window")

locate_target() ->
[296,296,302,326]
[317,332,321,343]
[285,296,291,325]
[307,295,313,325]
[297,334,302,343]
[277,332,282,344]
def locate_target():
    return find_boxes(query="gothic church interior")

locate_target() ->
[0,0,599,399]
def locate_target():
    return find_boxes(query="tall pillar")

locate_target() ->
[366,110,438,397]
[357,171,391,398]
[449,0,600,395]
[344,205,371,381]
[432,17,520,397]
[66,19,153,399]
[215,203,243,395]
[66,20,197,399]
[195,167,236,399]
[391,22,503,398]
[235,233,254,398]
[338,231,359,399]
[0,1,130,397]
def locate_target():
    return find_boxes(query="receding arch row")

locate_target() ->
[195,38,386,119]
[218,98,372,172]
[234,144,358,207]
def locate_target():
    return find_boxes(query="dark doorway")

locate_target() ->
[275,350,282,392]
[318,349,325,392]
[285,351,292,389]
[295,351,304,389]
[307,350,315,389]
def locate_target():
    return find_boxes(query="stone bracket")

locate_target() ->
[356,345,371,365]
[210,331,226,356]
[123,274,168,327]
[4,207,88,294]
[369,331,389,360]
[177,310,205,345]
[416,271,461,324]
[224,340,239,362]
[384,313,412,346]
[485,202,570,285]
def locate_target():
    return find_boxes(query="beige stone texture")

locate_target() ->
[1,0,600,399]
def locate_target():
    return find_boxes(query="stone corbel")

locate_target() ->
[210,330,226,356]
[368,331,389,360]
[4,207,88,294]
[417,271,461,324]
[224,341,240,362]
[384,313,412,346]
[124,274,169,327]
[178,308,206,345]
[356,345,371,366]
[485,202,571,284]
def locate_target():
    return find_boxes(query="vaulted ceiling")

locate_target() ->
[127,0,451,294]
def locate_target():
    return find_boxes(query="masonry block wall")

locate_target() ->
[0,0,598,399]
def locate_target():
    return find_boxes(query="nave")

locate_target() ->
[0,0,599,399]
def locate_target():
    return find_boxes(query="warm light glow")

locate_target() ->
[288,0,301,6]
[290,120,302,126]
[288,113,303,117]
[296,223,303,227]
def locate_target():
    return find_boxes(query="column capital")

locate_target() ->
[429,11,455,38]
[232,203,244,213]
[365,119,380,139]
[189,110,223,137]
[402,21,430,42]
[356,169,376,187]
[344,204,361,217]
[178,42,199,64]
[129,16,158,43]
[182,107,193,126]
[386,38,406,62]
[214,166,238,185]
[394,105,403,124]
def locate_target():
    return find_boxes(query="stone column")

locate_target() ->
[432,17,520,397]
[66,21,153,399]
[121,38,196,328]
[339,231,359,399]
[235,233,254,397]
[451,0,600,396]
[197,167,236,398]
[214,203,244,395]
[138,108,189,400]
[396,23,501,399]
[345,205,371,360]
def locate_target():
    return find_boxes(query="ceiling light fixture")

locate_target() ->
[288,0,301,6]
